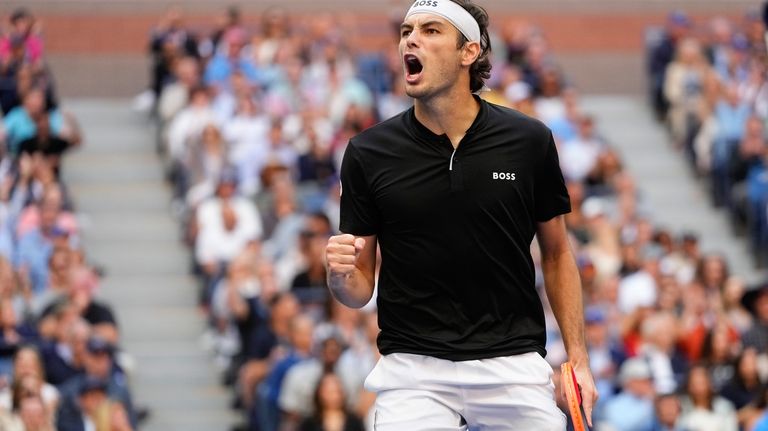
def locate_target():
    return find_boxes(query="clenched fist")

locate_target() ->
[326,234,366,277]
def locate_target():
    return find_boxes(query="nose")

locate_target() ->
[406,29,419,49]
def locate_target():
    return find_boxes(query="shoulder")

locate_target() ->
[349,110,410,150]
[483,100,552,141]
[4,107,24,121]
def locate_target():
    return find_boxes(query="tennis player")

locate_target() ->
[325,0,597,429]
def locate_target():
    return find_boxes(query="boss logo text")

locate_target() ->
[492,172,516,181]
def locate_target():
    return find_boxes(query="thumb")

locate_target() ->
[353,237,366,254]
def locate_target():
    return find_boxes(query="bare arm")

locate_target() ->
[325,234,377,308]
[537,215,598,425]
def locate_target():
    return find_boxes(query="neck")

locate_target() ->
[414,88,479,148]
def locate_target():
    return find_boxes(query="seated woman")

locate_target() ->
[679,364,738,431]
[299,372,364,431]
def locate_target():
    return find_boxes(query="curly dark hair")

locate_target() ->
[451,0,492,93]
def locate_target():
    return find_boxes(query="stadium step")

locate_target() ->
[62,99,240,431]
[583,95,766,284]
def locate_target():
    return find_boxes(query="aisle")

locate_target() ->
[62,99,239,430]
[583,95,765,284]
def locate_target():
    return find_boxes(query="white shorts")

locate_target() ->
[364,352,566,431]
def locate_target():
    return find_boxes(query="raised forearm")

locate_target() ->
[327,268,375,308]
[326,234,377,309]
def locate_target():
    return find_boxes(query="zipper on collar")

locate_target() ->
[449,146,458,171]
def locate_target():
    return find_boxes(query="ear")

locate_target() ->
[461,41,481,67]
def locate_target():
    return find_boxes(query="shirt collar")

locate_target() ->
[407,95,488,144]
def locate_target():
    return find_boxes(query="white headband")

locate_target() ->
[404,0,481,43]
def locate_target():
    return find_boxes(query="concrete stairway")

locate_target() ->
[583,95,766,284]
[62,99,240,430]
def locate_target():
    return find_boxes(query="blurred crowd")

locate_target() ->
[647,9,768,266]
[145,4,768,431]
[0,3,763,431]
[0,7,139,431]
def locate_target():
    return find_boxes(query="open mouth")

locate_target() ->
[404,54,423,82]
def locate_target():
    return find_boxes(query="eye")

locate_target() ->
[401,30,411,38]
[426,28,439,34]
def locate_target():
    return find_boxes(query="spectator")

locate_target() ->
[651,392,684,431]
[699,320,739,391]
[710,83,752,204]
[149,6,199,99]
[0,346,59,418]
[56,337,135,430]
[678,364,738,431]
[14,200,72,294]
[157,56,200,128]
[165,85,219,164]
[745,384,768,431]
[204,28,263,91]
[0,9,44,66]
[663,37,716,152]
[254,313,314,431]
[40,314,88,387]
[0,297,38,378]
[721,276,753,333]
[18,112,70,175]
[231,291,299,410]
[0,390,54,431]
[599,357,656,431]
[297,372,365,431]
[195,169,262,303]
[183,123,229,206]
[583,306,623,411]
[720,347,764,411]
[291,222,332,305]
[742,285,768,352]
[638,311,687,394]
[3,88,63,156]
[559,115,605,183]
[648,11,692,120]
[223,96,270,197]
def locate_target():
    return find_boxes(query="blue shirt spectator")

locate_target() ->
[3,91,64,155]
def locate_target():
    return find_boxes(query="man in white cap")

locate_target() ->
[600,357,656,431]
[325,0,597,429]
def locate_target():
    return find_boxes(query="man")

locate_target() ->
[56,337,136,430]
[599,358,656,431]
[324,1,597,429]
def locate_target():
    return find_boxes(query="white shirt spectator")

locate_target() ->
[618,270,658,314]
[224,114,270,195]
[559,136,602,182]
[166,106,220,161]
[195,197,262,265]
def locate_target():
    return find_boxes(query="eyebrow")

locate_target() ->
[400,20,446,31]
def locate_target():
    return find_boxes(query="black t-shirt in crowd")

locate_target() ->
[339,97,570,361]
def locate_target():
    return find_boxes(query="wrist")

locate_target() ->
[566,350,590,368]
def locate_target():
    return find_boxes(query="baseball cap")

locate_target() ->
[619,358,652,384]
[79,375,108,395]
[584,306,606,324]
[86,337,114,355]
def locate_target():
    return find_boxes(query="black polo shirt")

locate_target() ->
[339,97,570,361]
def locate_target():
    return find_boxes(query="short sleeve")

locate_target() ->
[534,132,571,221]
[339,142,379,235]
